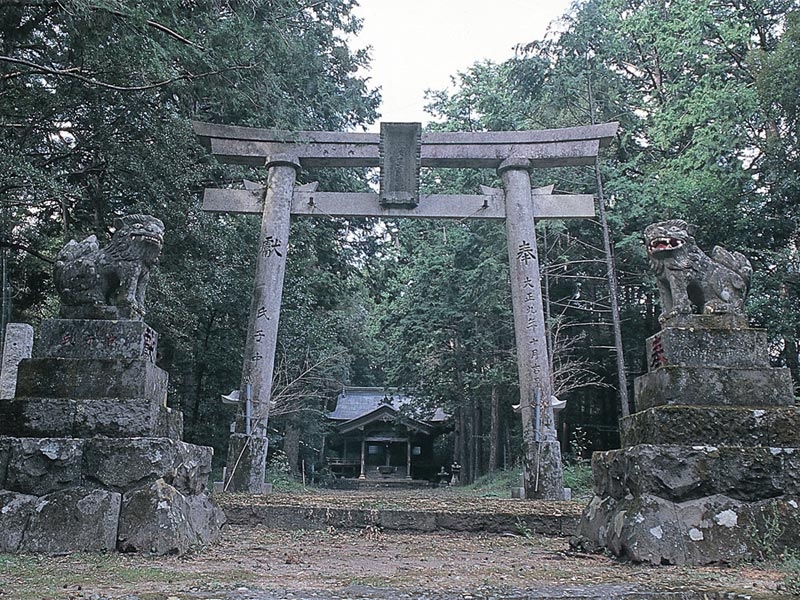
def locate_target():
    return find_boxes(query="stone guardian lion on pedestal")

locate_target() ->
[644,219,752,323]
[53,214,165,320]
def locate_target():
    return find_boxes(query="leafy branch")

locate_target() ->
[0,237,55,264]
[102,7,204,50]
[0,55,257,92]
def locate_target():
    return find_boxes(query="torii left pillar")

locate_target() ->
[224,153,299,493]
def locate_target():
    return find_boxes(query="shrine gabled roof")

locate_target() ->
[327,387,412,421]
[327,387,449,433]
[334,403,435,436]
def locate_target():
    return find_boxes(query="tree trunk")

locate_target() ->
[488,384,500,472]
[453,407,465,483]
[472,393,482,481]
[283,420,301,476]
[588,71,630,419]
[452,335,471,484]
[462,401,474,485]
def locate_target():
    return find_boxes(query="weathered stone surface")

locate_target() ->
[5,438,84,496]
[592,444,800,503]
[645,326,769,372]
[183,492,226,546]
[54,214,164,321]
[0,398,181,439]
[74,398,180,439]
[222,503,578,536]
[621,405,800,448]
[379,122,421,208]
[83,438,212,494]
[0,438,9,487]
[155,405,184,440]
[117,479,224,555]
[0,323,34,399]
[574,493,800,565]
[0,490,39,552]
[21,487,121,553]
[0,312,221,558]
[578,234,799,565]
[0,398,77,437]
[36,319,158,363]
[634,365,795,411]
[15,358,168,402]
[659,312,750,330]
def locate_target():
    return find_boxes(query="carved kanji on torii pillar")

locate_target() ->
[193,120,618,497]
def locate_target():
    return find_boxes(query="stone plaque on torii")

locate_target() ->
[193,120,618,497]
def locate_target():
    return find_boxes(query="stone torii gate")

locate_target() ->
[193,121,618,498]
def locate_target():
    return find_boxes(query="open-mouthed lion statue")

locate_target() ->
[54,214,165,320]
[644,219,752,323]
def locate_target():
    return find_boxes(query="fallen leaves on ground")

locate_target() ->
[216,488,586,517]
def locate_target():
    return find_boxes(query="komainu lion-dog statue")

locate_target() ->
[644,219,752,323]
[54,214,165,320]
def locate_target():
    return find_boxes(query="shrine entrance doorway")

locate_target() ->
[193,120,617,499]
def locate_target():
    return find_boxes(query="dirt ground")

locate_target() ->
[0,490,793,600]
[1,526,791,600]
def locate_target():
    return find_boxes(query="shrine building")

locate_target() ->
[323,387,450,481]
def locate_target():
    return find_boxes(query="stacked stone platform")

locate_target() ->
[575,315,800,564]
[0,319,224,555]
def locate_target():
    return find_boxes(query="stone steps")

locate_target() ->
[219,496,582,536]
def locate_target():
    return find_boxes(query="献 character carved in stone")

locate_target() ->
[53,214,165,320]
[644,219,752,322]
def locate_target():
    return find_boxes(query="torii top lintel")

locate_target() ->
[192,121,618,169]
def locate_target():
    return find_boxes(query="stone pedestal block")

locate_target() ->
[592,444,800,503]
[0,436,212,498]
[83,437,212,494]
[634,365,795,411]
[5,438,85,496]
[0,438,9,485]
[74,398,182,439]
[660,313,749,330]
[118,479,225,555]
[0,399,76,438]
[36,319,158,363]
[645,326,770,371]
[621,405,800,448]
[0,398,182,439]
[575,492,800,565]
[0,491,39,552]
[15,358,168,402]
[575,317,799,564]
[20,487,121,553]
[0,317,222,556]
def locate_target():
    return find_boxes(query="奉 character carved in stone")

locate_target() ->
[53,214,165,320]
[644,219,752,322]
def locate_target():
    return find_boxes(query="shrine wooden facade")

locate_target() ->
[323,387,449,481]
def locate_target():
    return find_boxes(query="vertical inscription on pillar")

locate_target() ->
[516,243,545,390]
[379,122,421,208]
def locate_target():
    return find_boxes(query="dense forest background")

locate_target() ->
[1,0,798,482]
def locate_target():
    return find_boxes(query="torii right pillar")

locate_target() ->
[500,157,564,500]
